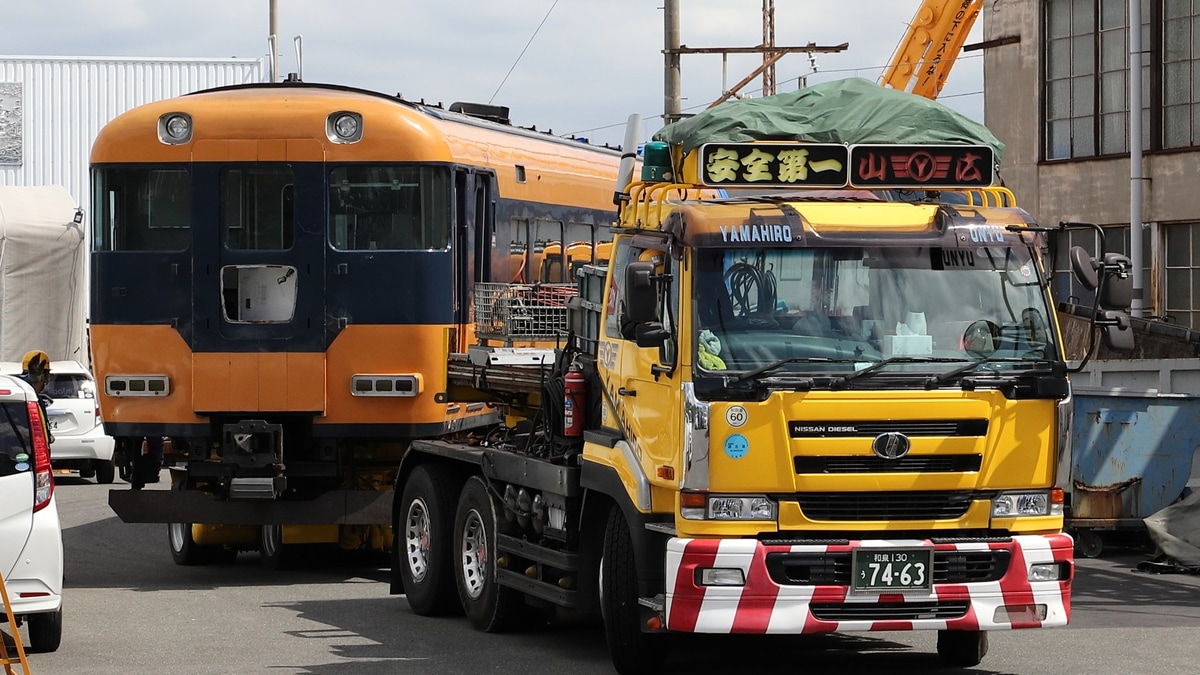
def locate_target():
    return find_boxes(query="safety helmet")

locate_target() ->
[21,350,51,379]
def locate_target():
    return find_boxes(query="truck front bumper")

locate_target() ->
[664,533,1072,633]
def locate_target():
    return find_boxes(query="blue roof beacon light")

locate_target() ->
[641,141,672,182]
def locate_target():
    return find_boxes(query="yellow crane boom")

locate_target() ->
[880,0,983,99]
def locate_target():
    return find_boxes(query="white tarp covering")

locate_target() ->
[0,185,87,364]
[1144,489,1200,570]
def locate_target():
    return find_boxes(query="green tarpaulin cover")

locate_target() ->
[652,77,1003,162]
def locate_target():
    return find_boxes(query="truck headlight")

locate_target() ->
[992,490,1063,517]
[681,492,776,521]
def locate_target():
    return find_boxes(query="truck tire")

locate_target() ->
[601,506,665,674]
[259,524,294,570]
[27,607,63,653]
[937,629,989,667]
[168,522,213,566]
[454,476,524,632]
[397,463,460,616]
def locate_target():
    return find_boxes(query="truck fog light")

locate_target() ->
[1028,562,1067,581]
[698,568,746,586]
[992,603,1047,623]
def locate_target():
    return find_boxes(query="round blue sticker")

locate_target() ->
[15,462,30,472]
[724,434,749,459]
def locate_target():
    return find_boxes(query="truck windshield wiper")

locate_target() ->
[829,356,968,389]
[727,357,863,386]
[924,356,1053,387]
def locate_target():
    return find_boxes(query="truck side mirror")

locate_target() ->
[1099,310,1135,352]
[635,322,669,348]
[1070,246,1133,310]
[624,261,658,325]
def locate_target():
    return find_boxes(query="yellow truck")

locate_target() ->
[391,82,1135,673]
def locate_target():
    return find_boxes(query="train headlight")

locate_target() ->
[327,111,363,144]
[157,113,192,145]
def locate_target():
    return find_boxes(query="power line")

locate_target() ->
[490,0,560,104]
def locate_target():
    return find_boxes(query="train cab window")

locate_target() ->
[222,167,295,250]
[92,167,191,252]
[329,166,450,251]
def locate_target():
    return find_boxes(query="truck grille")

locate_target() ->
[794,455,982,474]
[794,491,976,521]
[765,550,1012,586]
[810,601,970,621]
[789,419,988,438]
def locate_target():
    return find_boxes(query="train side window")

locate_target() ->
[328,165,450,251]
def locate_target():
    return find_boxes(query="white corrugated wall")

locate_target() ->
[0,55,263,209]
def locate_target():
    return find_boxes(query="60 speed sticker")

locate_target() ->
[726,405,747,428]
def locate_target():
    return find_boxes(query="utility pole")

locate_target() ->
[269,0,280,83]
[663,1,848,124]
[664,0,682,126]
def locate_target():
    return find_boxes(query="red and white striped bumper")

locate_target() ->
[664,533,1072,634]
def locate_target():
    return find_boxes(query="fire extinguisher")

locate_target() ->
[563,362,586,438]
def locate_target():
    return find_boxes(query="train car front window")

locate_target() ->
[222,167,295,250]
[329,166,450,251]
[92,167,191,252]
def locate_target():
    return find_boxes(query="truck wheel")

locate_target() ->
[168,522,213,566]
[937,629,988,667]
[27,607,63,653]
[397,463,460,616]
[94,459,116,485]
[454,476,524,632]
[259,524,294,570]
[601,506,665,675]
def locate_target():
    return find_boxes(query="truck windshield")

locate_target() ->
[693,244,1058,377]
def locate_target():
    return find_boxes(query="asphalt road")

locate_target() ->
[6,476,1200,675]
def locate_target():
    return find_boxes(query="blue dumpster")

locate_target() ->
[1067,387,1200,556]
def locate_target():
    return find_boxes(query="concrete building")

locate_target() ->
[0,55,263,215]
[983,1,1200,338]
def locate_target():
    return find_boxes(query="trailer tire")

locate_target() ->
[937,629,988,667]
[601,506,665,675]
[454,476,525,632]
[398,463,460,616]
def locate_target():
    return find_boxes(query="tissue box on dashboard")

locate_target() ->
[884,334,933,356]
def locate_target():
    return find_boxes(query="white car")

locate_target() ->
[0,360,116,484]
[0,373,64,652]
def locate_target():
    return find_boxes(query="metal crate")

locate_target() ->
[474,283,578,341]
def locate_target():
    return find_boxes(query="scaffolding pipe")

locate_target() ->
[1129,0,1145,317]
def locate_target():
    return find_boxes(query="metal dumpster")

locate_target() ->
[1066,386,1200,556]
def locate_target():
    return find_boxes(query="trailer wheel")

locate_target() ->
[937,629,989,667]
[601,506,666,675]
[397,463,460,616]
[453,476,525,631]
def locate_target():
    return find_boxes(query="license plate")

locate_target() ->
[852,548,933,592]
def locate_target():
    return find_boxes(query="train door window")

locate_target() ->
[510,218,530,282]
[222,167,295,250]
[220,264,297,323]
[329,166,451,250]
[534,219,564,282]
[92,167,191,251]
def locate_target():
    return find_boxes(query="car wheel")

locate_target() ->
[79,465,96,479]
[397,463,460,616]
[454,476,525,632]
[259,524,294,570]
[27,607,63,653]
[94,460,116,485]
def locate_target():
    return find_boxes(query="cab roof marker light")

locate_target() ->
[157,112,192,145]
[327,111,363,144]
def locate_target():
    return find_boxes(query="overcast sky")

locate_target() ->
[1,1,984,148]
